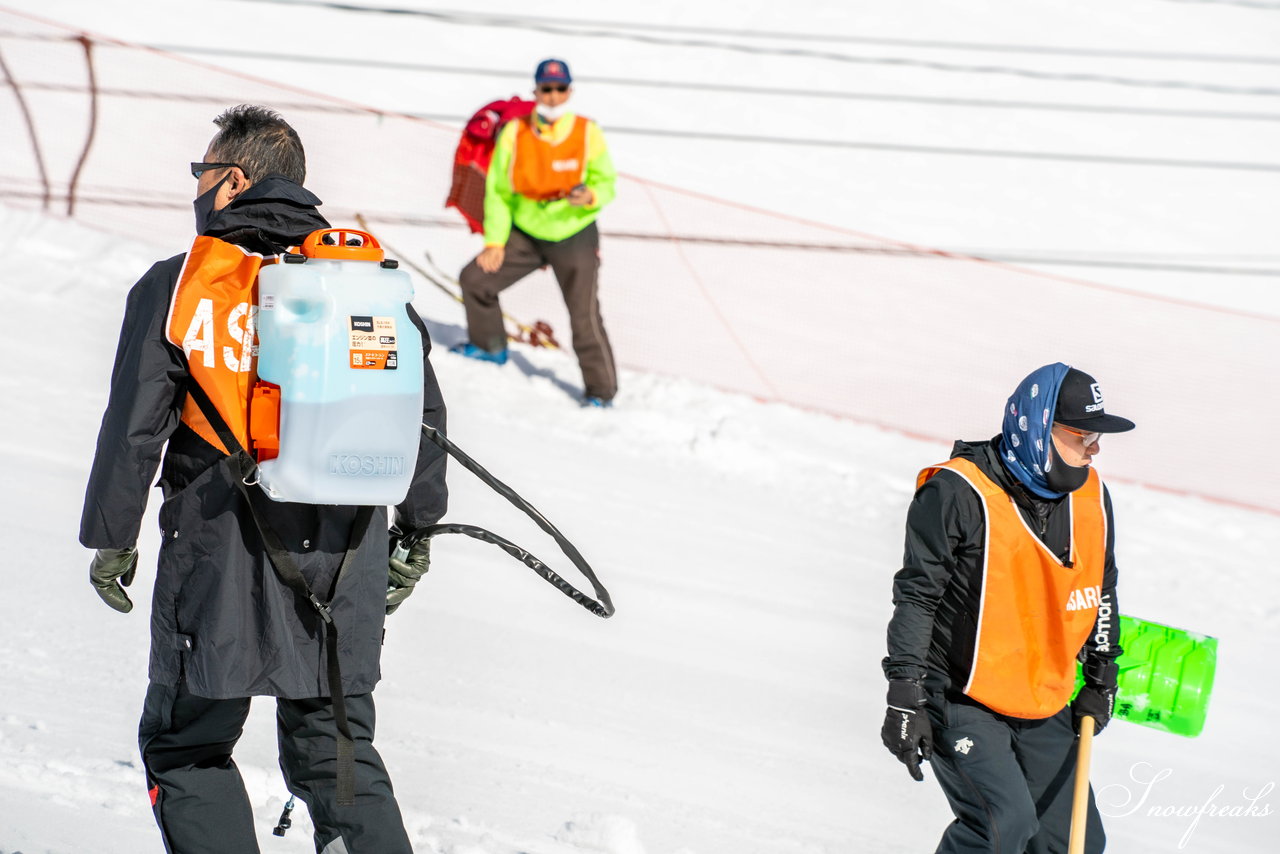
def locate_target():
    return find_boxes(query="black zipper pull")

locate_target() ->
[272,796,296,836]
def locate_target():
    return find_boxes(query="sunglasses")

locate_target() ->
[190,161,243,179]
[537,84,569,94]
[1058,425,1102,446]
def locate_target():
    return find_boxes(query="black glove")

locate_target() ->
[386,536,431,615]
[1072,684,1116,734]
[1074,657,1119,734]
[881,679,933,781]
[89,547,138,613]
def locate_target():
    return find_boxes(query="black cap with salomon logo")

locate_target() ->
[1055,368,1136,433]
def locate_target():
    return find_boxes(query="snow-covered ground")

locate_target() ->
[2,1,1279,852]
[3,205,1278,854]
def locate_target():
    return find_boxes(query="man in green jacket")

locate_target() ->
[453,58,619,407]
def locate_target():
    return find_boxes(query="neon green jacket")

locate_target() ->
[483,113,616,246]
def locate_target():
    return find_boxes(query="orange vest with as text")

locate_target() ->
[917,457,1106,719]
[510,115,590,201]
[165,236,274,455]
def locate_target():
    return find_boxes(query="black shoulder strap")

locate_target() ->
[184,379,366,806]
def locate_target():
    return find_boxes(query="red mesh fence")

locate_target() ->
[2,9,1277,514]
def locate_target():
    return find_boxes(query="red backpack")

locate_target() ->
[444,97,535,233]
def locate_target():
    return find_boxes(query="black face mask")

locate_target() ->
[193,173,231,235]
[1045,439,1090,494]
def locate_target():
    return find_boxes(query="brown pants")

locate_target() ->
[459,223,618,401]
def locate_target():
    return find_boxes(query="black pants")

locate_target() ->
[927,696,1106,854]
[139,682,411,854]
[458,223,618,401]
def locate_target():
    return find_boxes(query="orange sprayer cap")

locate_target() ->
[300,229,385,262]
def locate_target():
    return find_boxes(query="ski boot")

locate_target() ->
[450,342,508,365]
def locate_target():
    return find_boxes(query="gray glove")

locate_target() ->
[387,537,431,615]
[89,547,138,613]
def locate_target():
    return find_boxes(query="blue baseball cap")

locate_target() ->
[535,58,572,86]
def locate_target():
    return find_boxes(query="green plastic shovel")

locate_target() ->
[1069,615,1217,853]
[1076,614,1218,737]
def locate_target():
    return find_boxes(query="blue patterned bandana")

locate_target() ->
[1000,362,1071,499]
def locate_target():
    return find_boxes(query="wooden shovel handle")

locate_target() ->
[1068,715,1095,854]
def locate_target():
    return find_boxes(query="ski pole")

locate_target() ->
[354,213,464,304]
[1068,715,1095,854]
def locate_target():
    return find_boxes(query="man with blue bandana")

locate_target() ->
[881,363,1135,854]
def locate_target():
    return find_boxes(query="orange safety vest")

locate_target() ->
[917,457,1106,719]
[510,115,589,201]
[165,236,274,455]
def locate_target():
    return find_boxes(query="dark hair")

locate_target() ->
[208,105,306,184]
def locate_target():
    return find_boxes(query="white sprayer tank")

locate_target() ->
[254,229,423,505]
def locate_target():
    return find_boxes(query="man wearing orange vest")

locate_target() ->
[882,363,1134,853]
[80,106,447,853]
[453,58,619,407]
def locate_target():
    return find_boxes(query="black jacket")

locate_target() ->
[80,177,448,698]
[883,439,1120,703]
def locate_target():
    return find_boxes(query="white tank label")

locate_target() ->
[348,315,398,369]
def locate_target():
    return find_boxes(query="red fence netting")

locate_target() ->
[2,8,1277,514]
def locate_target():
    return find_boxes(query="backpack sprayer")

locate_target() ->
[251,227,613,618]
